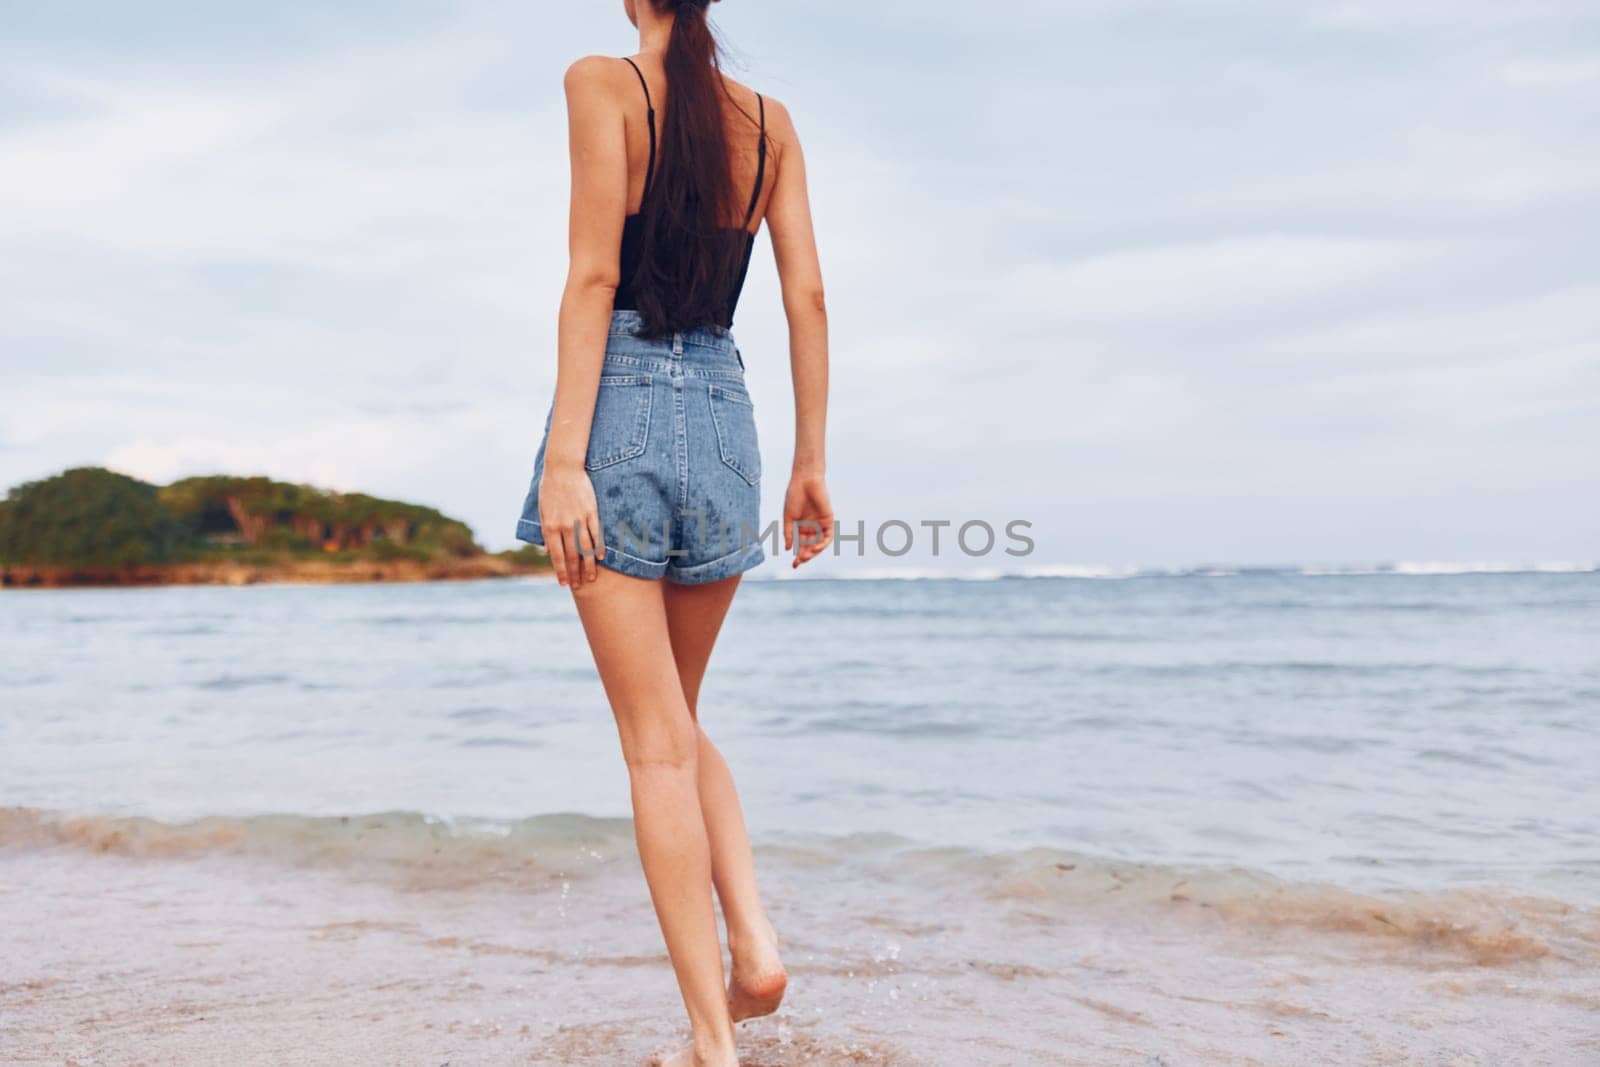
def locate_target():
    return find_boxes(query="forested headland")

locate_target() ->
[0,468,549,587]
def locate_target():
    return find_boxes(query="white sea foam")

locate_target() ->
[1385,560,1598,575]
[774,561,1599,581]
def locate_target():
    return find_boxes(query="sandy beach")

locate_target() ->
[3,807,1597,1066]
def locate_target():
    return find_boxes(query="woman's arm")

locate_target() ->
[763,99,835,567]
[540,57,629,586]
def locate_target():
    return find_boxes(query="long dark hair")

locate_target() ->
[632,0,746,337]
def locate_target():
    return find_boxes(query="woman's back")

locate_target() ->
[609,54,772,331]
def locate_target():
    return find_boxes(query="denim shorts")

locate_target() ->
[515,310,766,584]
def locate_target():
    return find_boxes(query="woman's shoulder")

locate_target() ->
[757,92,799,150]
[562,54,634,96]
[720,75,797,141]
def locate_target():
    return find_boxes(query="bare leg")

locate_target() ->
[570,569,737,1066]
[663,576,788,1022]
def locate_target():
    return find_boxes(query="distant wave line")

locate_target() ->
[757,561,1600,582]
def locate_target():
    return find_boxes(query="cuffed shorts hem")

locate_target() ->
[515,519,763,585]
[666,542,766,585]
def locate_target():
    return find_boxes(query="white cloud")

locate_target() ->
[1499,58,1600,86]
[1264,285,1600,366]
[1014,237,1444,323]
[1307,0,1593,32]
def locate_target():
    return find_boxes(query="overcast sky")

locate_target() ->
[2,1,1596,571]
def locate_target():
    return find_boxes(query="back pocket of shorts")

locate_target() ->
[708,383,761,486]
[585,375,653,471]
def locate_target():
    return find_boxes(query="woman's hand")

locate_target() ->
[783,472,835,569]
[538,462,605,587]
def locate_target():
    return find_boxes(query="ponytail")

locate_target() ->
[632,0,743,337]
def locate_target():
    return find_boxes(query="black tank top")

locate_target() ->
[612,57,767,330]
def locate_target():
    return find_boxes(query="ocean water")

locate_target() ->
[3,571,1598,1065]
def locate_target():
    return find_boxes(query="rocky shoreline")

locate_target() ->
[1,555,550,589]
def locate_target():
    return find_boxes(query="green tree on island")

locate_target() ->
[2,468,544,581]
[0,467,188,567]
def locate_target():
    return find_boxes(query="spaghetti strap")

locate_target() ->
[622,57,657,203]
[742,93,768,231]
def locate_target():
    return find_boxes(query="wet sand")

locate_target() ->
[3,810,1596,1066]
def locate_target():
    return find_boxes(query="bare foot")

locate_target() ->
[727,918,788,1023]
[651,1043,737,1067]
